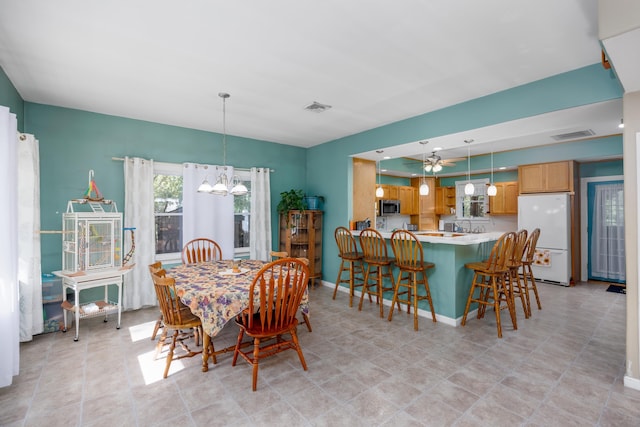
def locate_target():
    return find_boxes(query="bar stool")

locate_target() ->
[520,228,542,317]
[507,229,529,319]
[388,229,436,330]
[333,226,365,307]
[461,231,517,338]
[358,228,398,318]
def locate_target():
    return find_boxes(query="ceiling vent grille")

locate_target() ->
[551,129,595,141]
[304,101,332,113]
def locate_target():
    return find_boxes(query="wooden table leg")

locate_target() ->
[202,332,210,372]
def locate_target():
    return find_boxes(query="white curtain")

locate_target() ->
[183,164,234,259]
[591,182,625,281]
[123,157,157,310]
[18,134,42,341]
[250,167,271,261]
[0,106,20,387]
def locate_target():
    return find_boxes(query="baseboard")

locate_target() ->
[326,282,462,327]
[624,375,640,391]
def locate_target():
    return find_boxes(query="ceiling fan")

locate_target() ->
[423,151,456,172]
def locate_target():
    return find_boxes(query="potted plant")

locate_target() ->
[277,189,305,215]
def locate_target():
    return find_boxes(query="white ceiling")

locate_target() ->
[0,0,612,151]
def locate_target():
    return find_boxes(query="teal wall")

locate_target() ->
[307,63,623,291]
[23,103,306,274]
[0,66,24,131]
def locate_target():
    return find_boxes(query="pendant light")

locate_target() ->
[487,151,497,196]
[419,141,429,196]
[464,139,475,196]
[198,92,245,196]
[375,150,384,198]
[210,93,231,195]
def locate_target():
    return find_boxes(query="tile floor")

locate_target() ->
[1,281,640,426]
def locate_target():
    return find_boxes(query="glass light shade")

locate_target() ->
[375,186,384,197]
[197,178,214,193]
[230,182,248,196]
[487,184,497,196]
[433,163,443,173]
[464,182,475,195]
[211,174,229,196]
[419,182,429,195]
[424,164,432,172]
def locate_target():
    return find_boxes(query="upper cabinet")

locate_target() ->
[518,161,576,193]
[488,181,518,215]
[435,186,456,215]
[398,186,416,215]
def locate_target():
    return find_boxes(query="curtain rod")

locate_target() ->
[111,157,274,172]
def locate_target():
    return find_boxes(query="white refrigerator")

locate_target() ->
[518,193,571,286]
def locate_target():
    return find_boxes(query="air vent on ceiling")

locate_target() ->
[304,101,332,113]
[551,129,595,141]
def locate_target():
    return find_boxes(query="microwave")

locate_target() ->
[378,199,400,215]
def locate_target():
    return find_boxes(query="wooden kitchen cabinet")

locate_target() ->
[518,161,575,193]
[374,184,398,200]
[435,186,456,215]
[410,177,436,229]
[489,181,518,215]
[399,186,417,215]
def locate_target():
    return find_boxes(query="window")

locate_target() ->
[152,163,252,260]
[455,178,489,220]
[233,171,251,256]
[154,162,183,259]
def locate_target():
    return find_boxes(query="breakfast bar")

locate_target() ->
[353,230,502,325]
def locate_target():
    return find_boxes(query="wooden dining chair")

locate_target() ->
[232,257,310,391]
[333,226,365,307]
[388,229,436,330]
[270,250,288,261]
[271,250,312,332]
[181,238,223,264]
[461,231,517,338]
[148,261,164,341]
[520,228,542,317]
[150,268,215,378]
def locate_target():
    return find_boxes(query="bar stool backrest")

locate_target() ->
[358,228,389,262]
[335,226,360,259]
[390,229,424,269]
[523,228,541,263]
[485,231,516,273]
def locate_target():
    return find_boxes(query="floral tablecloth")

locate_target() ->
[171,260,309,337]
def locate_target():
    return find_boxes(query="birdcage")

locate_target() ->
[62,199,122,274]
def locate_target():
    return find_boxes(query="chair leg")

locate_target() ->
[462,273,480,326]
[387,270,402,322]
[163,329,178,379]
[151,314,163,340]
[333,260,345,300]
[302,313,312,332]
[290,328,308,371]
[490,278,503,338]
[251,337,260,392]
[412,272,419,330]
[155,326,168,359]
[422,271,436,323]
[232,329,245,366]
[358,267,374,311]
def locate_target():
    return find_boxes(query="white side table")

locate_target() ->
[54,267,133,341]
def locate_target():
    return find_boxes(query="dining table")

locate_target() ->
[170,259,310,371]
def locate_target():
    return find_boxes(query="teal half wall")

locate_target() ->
[24,103,306,273]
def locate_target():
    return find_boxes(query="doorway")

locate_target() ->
[586,180,625,283]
